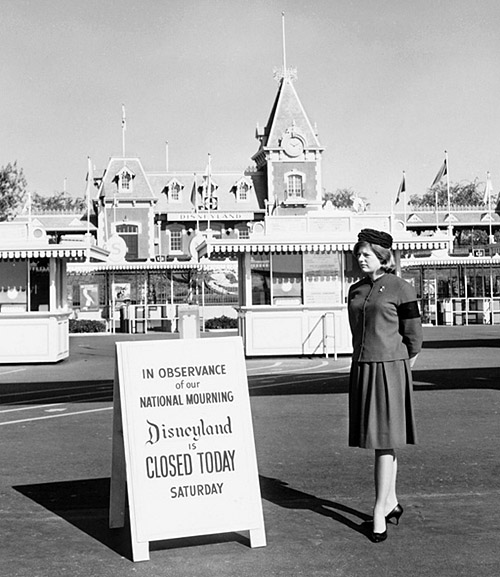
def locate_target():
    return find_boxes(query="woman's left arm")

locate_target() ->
[397,282,423,358]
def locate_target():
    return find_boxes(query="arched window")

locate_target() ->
[286,173,303,199]
[116,223,139,259]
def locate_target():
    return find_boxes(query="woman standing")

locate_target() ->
[348,229,423,543]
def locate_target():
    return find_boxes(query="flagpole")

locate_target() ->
[394,171,406,228]
[121,104,126,157]
[194,172,199,232]
[207,153,212,232]
[403,175,407,225]
[445,150,450,216]
[281,11,287,74]
[445,150,453,241]
[86,156,92,261]
[487,171,493,244]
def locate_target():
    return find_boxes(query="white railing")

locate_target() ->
[322,311,337,360]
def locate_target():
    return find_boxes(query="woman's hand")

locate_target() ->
[409,355,419,368]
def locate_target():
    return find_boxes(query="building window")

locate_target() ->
[286,173,303,199]
[271,253,303,305]
[116,223,139,259]
[0,261,27,312]
[170,182,180,201]
[167,179,183,202]
[250,254,271,305]
[237,181,250,202]
[30,258,50,311]
[170,229,182,252]
[119,170,133,192]
[236,224,250,239]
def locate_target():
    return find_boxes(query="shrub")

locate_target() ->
[204,315,238,330]
[69,319,106,333]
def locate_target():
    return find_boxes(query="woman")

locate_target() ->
[348,228,423,543]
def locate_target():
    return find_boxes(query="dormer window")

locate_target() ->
[114,167,135,193]
[166,179,183,203]
[121,172,132,190]
[235,178,253,202]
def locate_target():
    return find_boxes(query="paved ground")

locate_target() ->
[0,327,499,576]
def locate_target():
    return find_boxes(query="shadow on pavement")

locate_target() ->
[0,381,114,406]
[423,338,500,349]
[13,477,250,561]
[2,364,499,407]
[413,367,500,391]
[248,366,500,396]
[259,475,372,540]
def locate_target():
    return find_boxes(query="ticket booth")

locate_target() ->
[0,222,108,363]
[198,213,450,356]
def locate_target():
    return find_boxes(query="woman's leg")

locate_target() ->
[373,449,396,533]
[386,454,398,512]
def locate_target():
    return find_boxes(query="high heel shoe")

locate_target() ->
[371,529,387,543]
[386,504,404,525]
[363,520,388,543]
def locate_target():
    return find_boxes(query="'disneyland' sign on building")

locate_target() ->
[109,337,266,562]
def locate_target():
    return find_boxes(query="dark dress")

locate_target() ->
[347,273,423,450]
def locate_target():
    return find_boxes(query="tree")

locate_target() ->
[323,188,370,211]
[0,161,28,221]
[409,181,485,208]
[31,191,87,212]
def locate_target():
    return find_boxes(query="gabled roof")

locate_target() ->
[15,214,96,232]
[398,209,500,226]
[256,77,322,151]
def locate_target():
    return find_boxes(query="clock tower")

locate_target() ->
[252,67,324,215]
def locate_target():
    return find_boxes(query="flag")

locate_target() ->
[121,104,126,131]
[190,173,199,209]
[431,157,447,187]
[483,172,493,204]
[204,153,212,197]
[395,172,406,205]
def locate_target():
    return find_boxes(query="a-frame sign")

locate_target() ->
[109,336,266,561]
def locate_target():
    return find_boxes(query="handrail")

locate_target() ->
[322,312,337,360]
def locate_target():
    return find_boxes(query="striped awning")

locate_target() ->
[68,260,206,273]
[402,255,500,267]
[203,238,449,255]
[0,245,109,261]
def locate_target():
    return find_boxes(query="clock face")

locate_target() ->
[283,136,304,157]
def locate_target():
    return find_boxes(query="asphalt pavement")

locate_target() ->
[0,326,499,577]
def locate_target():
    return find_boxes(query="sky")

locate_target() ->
[2,0,500,212]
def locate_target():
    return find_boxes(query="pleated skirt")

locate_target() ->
[348,360,418,449]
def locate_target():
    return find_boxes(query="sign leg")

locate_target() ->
[109,372,126,528]
[249,527,267,548]
[131,539,150,562]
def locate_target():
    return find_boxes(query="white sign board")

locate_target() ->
[109,336,266,561]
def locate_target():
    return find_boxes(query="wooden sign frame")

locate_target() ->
[109,336,266,561]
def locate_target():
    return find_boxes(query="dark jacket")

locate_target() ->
[348,273,423,362]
